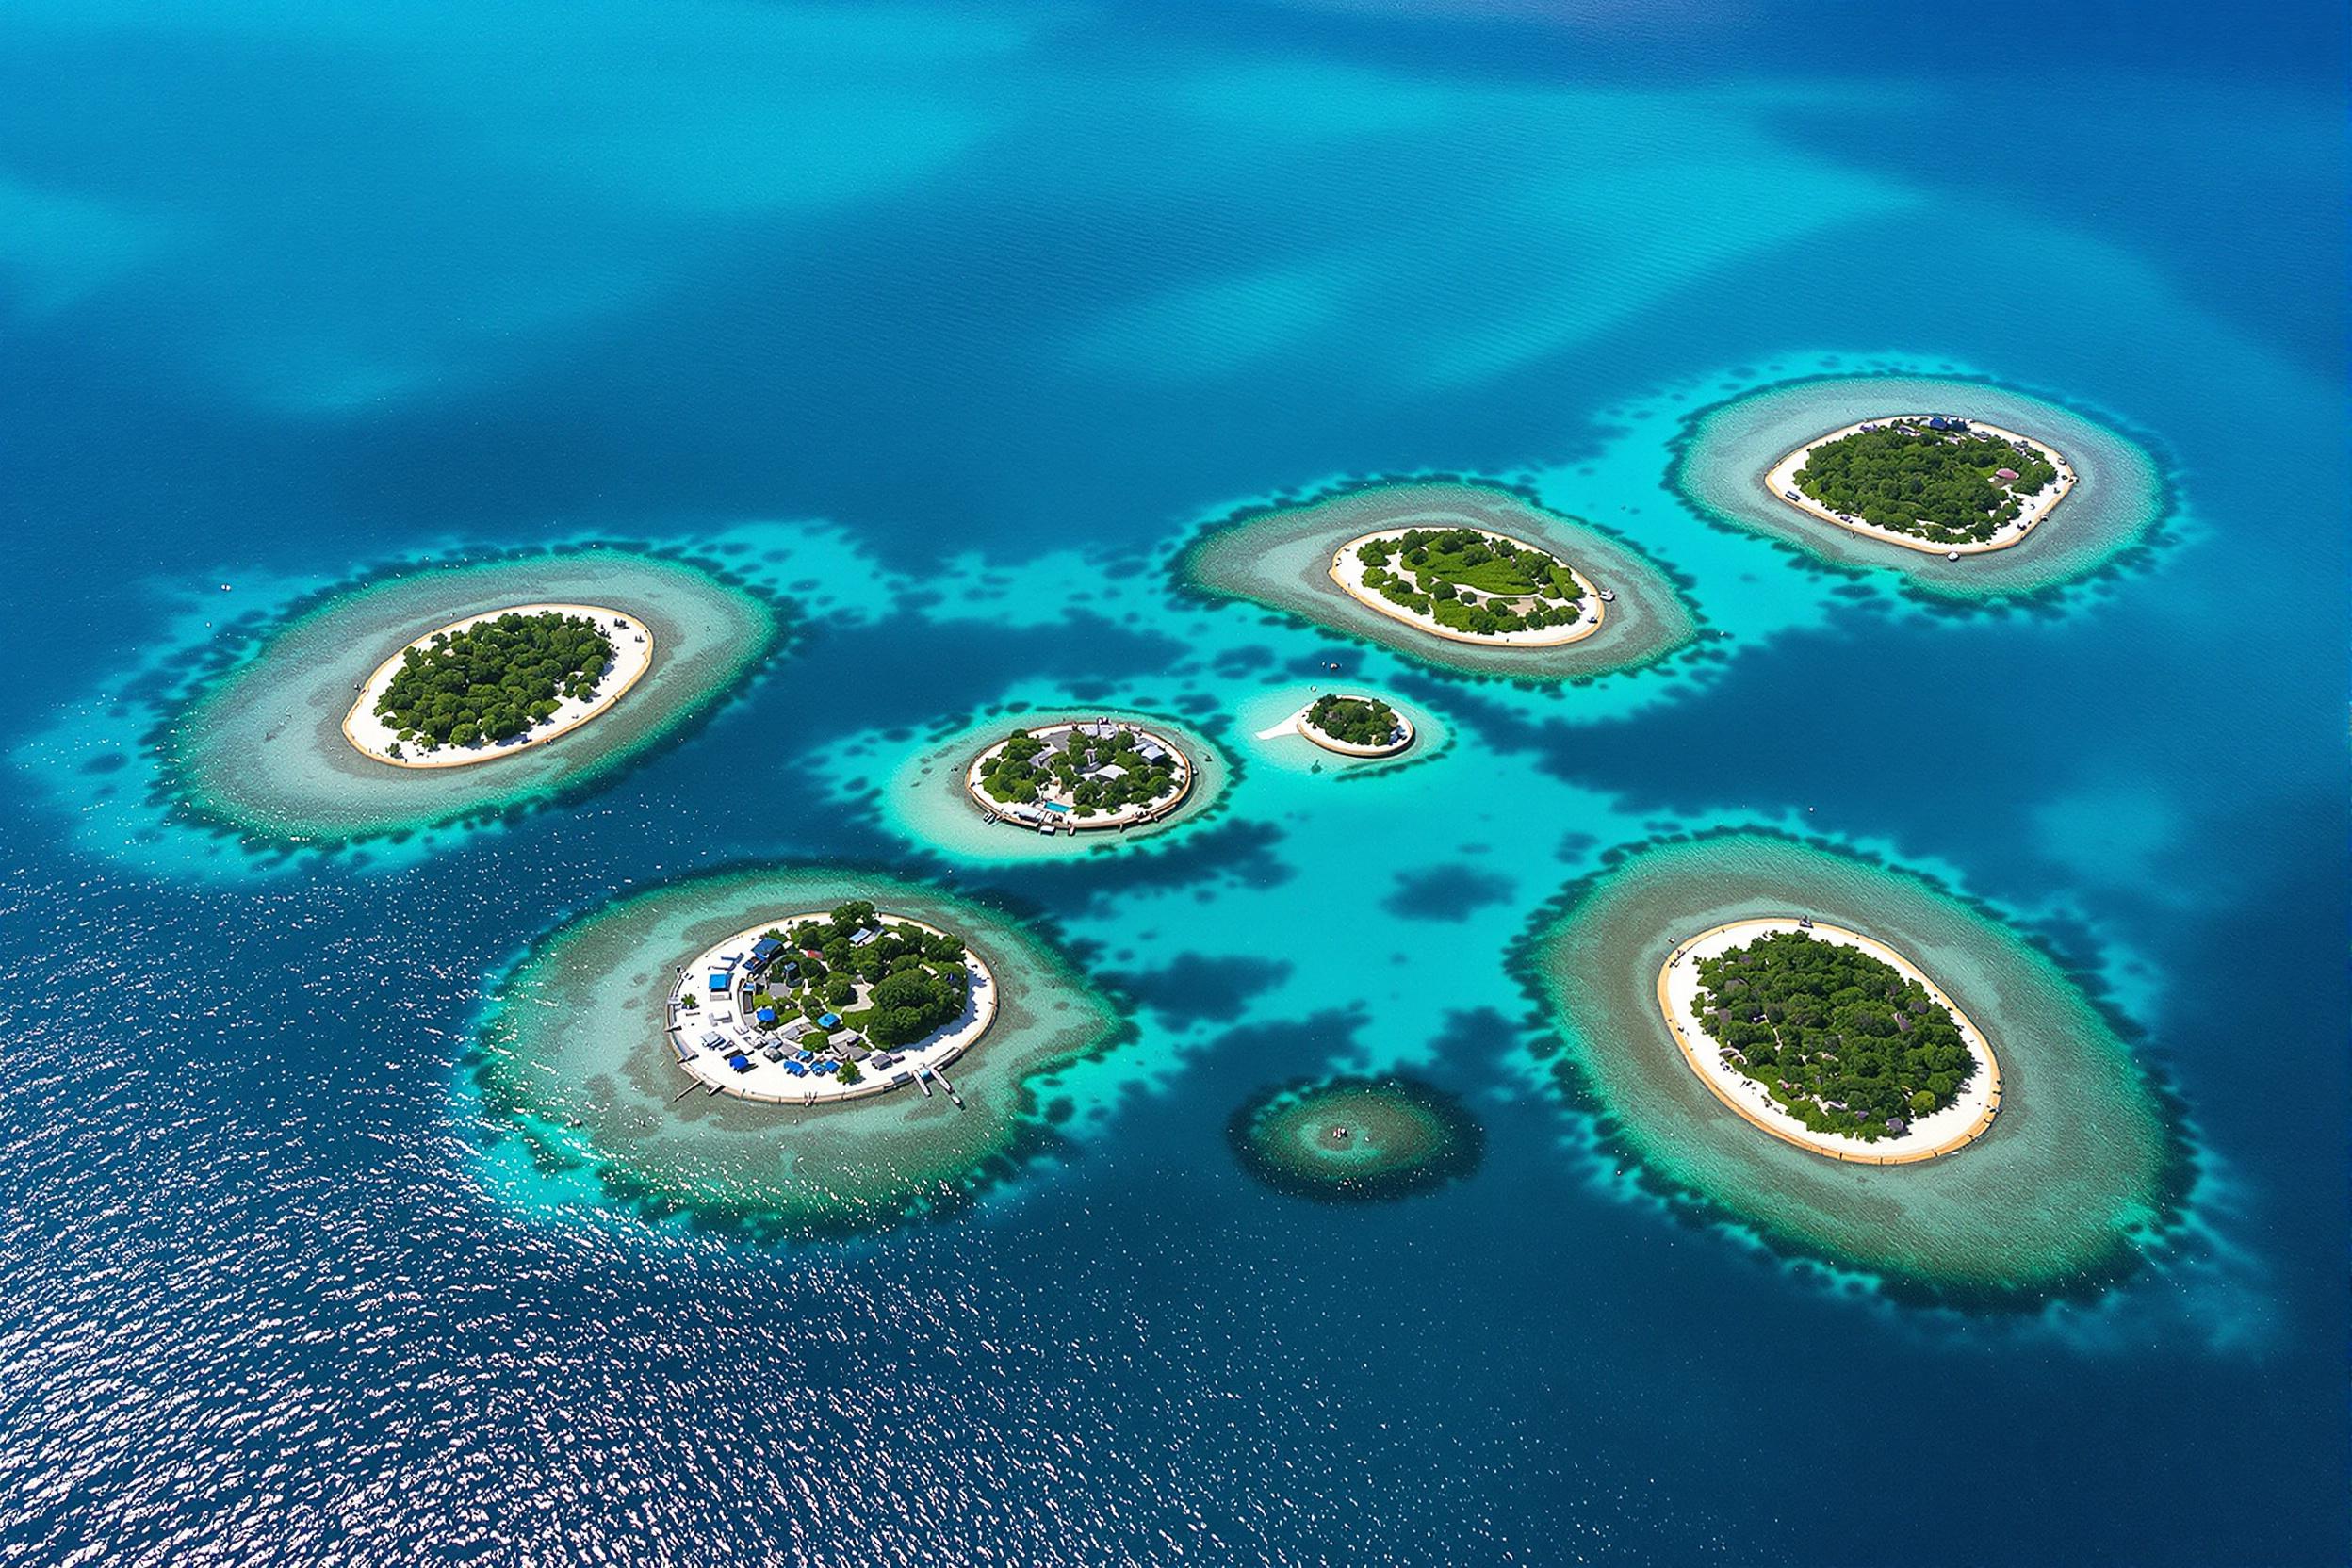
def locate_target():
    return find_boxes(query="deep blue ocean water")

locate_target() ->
[1,2,2345,1563]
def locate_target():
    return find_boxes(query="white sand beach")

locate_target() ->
[1656,917,2001,1164]
[667,915,997,1105]
[1328,528,1606,647]
[342,602,654,768]
[1766,416,2078,556]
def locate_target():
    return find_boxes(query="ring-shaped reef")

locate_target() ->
[166,549,780,843]
[877,707,1235,862]
[1228,1076,1484,1202]
[1179,480,1696,681]
[470,867,1128,1243]
[1515,832,2184,1303]
[1672,374,2168,599]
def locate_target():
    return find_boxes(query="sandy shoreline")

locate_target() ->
[1656,917,2001,1165]
[1328,528,1605,647]
[962,719,1193,832]
[341,602,654,769]
[666,914,997,1105]
[1765,416,2077,557]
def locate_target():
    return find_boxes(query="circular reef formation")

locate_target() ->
[880,707,1233,861]
[1180,481,1695,680]
[965,716,1192,834]
[1229,1076,1484,1201]
[1674,374,2165,596]
[1517,832,2180,1300]
[169,550,778,843]
[343,602,654,767]
[471,867,1126,1241]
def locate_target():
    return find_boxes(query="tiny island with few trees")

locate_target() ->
[965,718,1190,833]
[1340,526,1598,642]
[1298,693,1411,755]
[1691,929,1979,1140]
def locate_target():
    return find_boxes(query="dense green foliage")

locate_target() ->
[1354,527,1587,637]
[976,723,1182,817]
[1794,422,2060,544]
[1305,694,1403,748]
[1694,931,1977,1139]
[375,610,615,751]
[747,901,972,1050]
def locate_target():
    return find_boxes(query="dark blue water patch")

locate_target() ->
[1380,864,1514,923]
[1102,953,1294,1028]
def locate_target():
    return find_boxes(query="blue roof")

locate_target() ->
[756,1006,777,1023]
[708,973,729,990]
[817,1012,841,1028]
[786,1060,808,1076]
[727,1054,752,1070]
[751,937,785,957]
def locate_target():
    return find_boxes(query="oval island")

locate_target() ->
[343,603,654,767]
[1515,832,2184,1300]
[1292,692,1414,758]
[1767,415,2076,557]
[1658,918,2000,1164]
[1228,1076,1484,1202]
[965,717,1190,835]
[1330,526,1603,646]
[470,867,1126,1242]
[1673,373,2166,598]
[671,904,992,1103]
[1180,480,1695,680]
[166,548,779,845]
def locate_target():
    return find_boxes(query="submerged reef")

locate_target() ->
[167,548,780,843]
[1516,831,2186,1302]
[1179,481,1696,681]
[1672,374,2168,598]
[1229,1075,1485,1201]
[470,866,1127,1242]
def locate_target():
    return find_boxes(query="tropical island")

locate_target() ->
[343,602,654,767]
[1683,926,1987,1147]
[1769,415,2075,555]
[1331,525,1604,645]
[472,866,1125,1242]
[670,900,990,1102]
[964,718,1190,833]
[1296,693,1413,757]
[1516,833,2181,1297]
[1660,918,1999,1163]
[1180,481,1695,680]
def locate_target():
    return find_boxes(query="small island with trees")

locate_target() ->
[1658,918,2001,1163]
[964,718,1191,834]
[1769,415,2075,555]
[1331,526,1605,645]
[1295,692,1414,757]
[669,901,992,1103]
[342,602,654,768]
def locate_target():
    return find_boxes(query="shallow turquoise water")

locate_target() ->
[0,1,2344,1561]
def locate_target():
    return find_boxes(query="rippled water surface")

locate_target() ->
[1,1,2344,1562]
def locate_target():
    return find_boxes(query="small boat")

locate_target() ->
[1597,588,1615,603]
